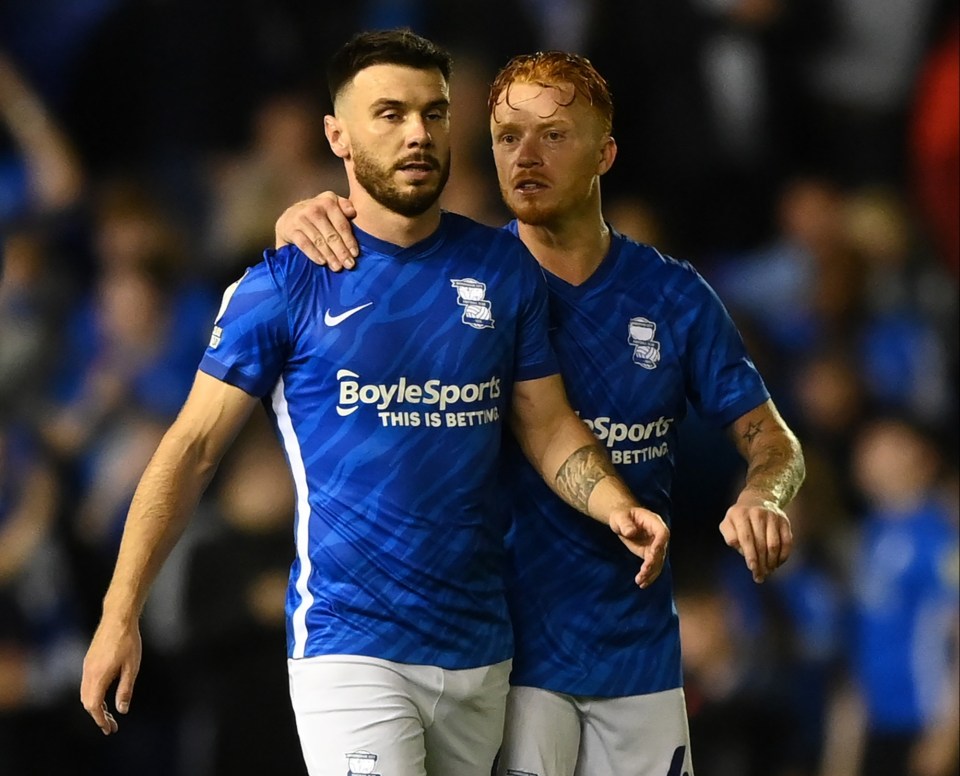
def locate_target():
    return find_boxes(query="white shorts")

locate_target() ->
[496,685,694,776]
[288,655,511,776]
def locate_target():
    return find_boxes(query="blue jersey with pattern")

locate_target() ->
[502,224,770,696]
[199,212,558,669]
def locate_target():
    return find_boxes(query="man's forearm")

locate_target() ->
[101,430,218,622]
[525,413,638,524]
[733,402,805,509]
[741,436,804,508]
[555,442,643,520]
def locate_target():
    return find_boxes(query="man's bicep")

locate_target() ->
[167,370,260,467]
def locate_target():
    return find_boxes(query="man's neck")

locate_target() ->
[517,209,610,286]
[350,186,442,248]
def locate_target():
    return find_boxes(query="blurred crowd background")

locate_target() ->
[0,1,958,775]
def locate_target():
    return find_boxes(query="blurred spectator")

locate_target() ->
[841,416,960,776]
[204,91,346,280]
[0,226,72,424]
[790,346,871,515]
[0,50,82,225]
[677,567,799,776]
[844,185,958,427]
[708,175,860,358]
[763,480,847,775]
[42,262,208,591]
[804,0,946,187]
[0,423,90,776]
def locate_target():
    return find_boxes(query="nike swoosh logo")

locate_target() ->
[324,302,373,327]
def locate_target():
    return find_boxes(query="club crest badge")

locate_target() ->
[451,278,495,329]
[345,750,380,775]
[628,317,661,369]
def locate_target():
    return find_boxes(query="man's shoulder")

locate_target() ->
[615,231,696,279]
[262,243,314,273]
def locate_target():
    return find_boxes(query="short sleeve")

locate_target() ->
[513,247,559,382]
[198,254,290,397]
[682,267,770,426]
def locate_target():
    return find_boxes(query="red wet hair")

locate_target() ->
[488,51,613,134]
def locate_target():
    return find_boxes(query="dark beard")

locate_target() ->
[353,147,451,217]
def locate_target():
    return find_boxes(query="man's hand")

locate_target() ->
[609,507,670,588]
[80,618,142,735]
[719,496,793,583]
[275,192,358,271]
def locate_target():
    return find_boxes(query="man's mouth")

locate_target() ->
[514,178,548,193]
[397,158,438,172]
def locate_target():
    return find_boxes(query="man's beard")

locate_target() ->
[353,146,451,217]
[499,186,557,227]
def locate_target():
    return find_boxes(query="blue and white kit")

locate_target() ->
[502,223,771,698]
[199,212,558,670]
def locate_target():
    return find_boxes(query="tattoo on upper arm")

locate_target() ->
[555,445,616,512]
[742,420,763,445]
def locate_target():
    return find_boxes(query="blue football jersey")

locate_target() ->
[199,212,558,669]
[502,224,770,696]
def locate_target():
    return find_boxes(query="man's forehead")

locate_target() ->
[497,79,576,108]
[338,64,448,106]
[490,79,592,125]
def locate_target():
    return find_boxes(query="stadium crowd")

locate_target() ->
[0,1,957,775]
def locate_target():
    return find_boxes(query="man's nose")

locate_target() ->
[406,115,432,147]
[516,136,541,167]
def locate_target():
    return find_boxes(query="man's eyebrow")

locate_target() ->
[370,97,450,112]
[492,118,571,133]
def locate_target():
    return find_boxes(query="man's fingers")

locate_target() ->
[115,661,138,715]
[719,519,741,553]
[314,232,346,271]
[635,540,667,589]
[328,202,360,259]
[291,228,327,265]
[611,513,638,539]
[764,515,783,569]
[735,521,761,581]
[81,682,117,735]
[102,704,119,735]
[750,513,770,580]
[777,517,794,567]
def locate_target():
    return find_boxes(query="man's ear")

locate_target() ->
[598,135,617,176]
[325,115,349,159]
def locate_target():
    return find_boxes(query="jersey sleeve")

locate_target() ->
[198,251,290,397]
[512,246,559,382]
[681,265,770,426]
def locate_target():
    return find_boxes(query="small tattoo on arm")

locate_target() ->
[555,445,616,512]
[742,420,763,445]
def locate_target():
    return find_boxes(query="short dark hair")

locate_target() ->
[327,28,453,105]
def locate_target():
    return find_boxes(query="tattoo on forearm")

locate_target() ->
[555,445,617,512]
[745,439,805,508]
[742,420,763,444]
